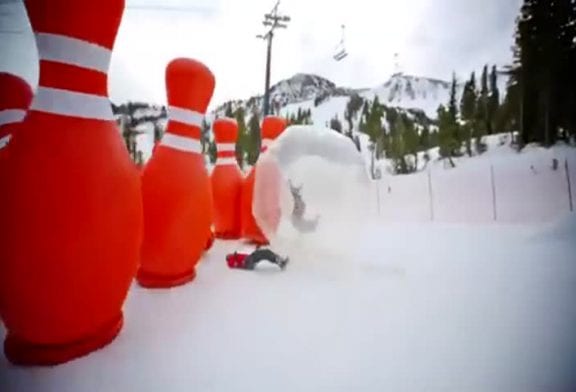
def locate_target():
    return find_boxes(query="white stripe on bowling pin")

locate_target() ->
[31,33,114,120]
[31,87,113,121]
[0,134,12,150]
[216,157,237,166]
[216,143,237,166]
[216,142,235,153]
[36,33,111,73]
[0,109,26,127]
[161,132,202,154]
[168,106,204,128]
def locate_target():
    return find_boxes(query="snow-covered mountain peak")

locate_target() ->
[362,73,455,118]
[268,73,338,105]
[382,73,451,101]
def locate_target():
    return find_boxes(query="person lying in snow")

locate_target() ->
[226,248,289,271]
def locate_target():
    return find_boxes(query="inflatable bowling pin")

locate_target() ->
[0,73,33,158]
[0,0,143,366]
[240,116,287,245]
[138,58,215,288]
[211,118,243,239]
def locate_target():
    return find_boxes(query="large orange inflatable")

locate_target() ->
[0,73,33,159]
[0,0,143,366]
[138,58,215,288]
[240,116,287,245]
[211,117,243,239]
[0,73,33,323]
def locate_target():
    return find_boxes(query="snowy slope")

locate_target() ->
[280,96,350,128]
[2,219,576,391]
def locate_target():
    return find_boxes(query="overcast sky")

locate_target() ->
[0,0,522,108]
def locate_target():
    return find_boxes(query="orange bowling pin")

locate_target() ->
[241,116,287,245]
[211,118,243,239]
[0,73,33,321]
[138,58,215,288]
[0,73,33,159]
[0,0,143,366]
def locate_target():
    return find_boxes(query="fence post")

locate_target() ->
[566,158,574,212]
[490,164,497,221]
[428,169,434,221]
[376,180,382,216]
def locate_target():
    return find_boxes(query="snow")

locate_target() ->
[375,135,576,224]
[280,96,351,128]
[2,218,576,391]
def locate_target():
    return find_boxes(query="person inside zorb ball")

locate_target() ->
[240,125,376,269]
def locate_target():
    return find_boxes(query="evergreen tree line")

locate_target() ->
[203,108,262,168]
[358,96,435,175]
[436,65,502,168]
[339,65,503,174]
[118,114,144,166]
[203,106,314,168]
[508,0,576,146]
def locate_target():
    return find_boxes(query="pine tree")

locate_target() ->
[448,73,459,124]
[247,111,261,165]
[478,65,491,135]
[362,100,370,120]
[437,105,458,167]
[459,72,477,156]
[446,73,462,156]
[512,0,576,146]
[200,119,210,154]
[330,115,343,133]
[224,102,234,118]
[344,94,364,133]
[460,72,477,122]
[366,97,383,143]
[234,108,247,168]
[419,125,431,151]
[389,116,407,174]
[489,65,500,133]
[153,120,164,144]
[208,140,217,164]
[403,117,419,172]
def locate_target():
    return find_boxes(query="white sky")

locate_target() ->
[0,0,522,109]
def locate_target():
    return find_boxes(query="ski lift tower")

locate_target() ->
[256,0,290,116]
[392,52,403,77]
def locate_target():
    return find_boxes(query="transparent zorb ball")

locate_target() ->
[253,125,377,264]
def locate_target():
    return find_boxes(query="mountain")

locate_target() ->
[269,73,341,105]
[361,73,455,119]
[213,72,467,122]
[213,73,354,118]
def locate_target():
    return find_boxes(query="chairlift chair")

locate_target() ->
[333,24,348,61]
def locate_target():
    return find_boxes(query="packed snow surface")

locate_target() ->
[2,215,576,391]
